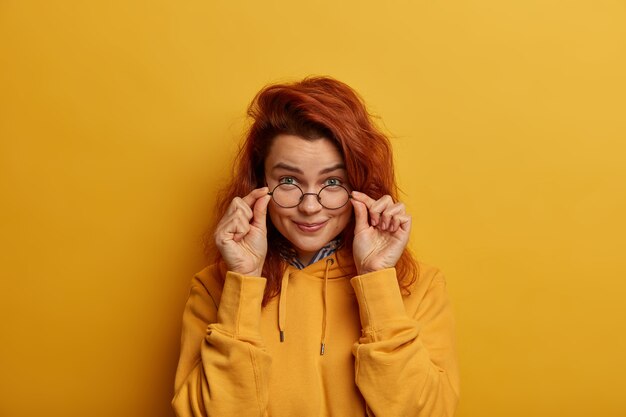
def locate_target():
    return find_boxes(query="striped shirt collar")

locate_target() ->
[282,239,341,270]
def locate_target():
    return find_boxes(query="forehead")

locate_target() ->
[264,134,344,173]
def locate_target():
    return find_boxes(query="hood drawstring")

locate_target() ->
[278,269,290,342]
[320,257,334,355]
[276,256,335,356]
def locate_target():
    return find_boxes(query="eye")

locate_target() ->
[279,176,297,185]
[324,178,343,187]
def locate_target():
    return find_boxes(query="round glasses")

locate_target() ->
[268,183,352,210]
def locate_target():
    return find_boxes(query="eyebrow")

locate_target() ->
[271,162,346,176]
[318,163,346,175]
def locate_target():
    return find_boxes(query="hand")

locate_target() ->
[214,187,271,276]
[350,191,411,275]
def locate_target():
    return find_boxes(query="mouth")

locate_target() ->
[294,220,328,233]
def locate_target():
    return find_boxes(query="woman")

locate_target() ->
[172,77,459,416]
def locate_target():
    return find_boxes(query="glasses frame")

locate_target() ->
[267,183,352,210]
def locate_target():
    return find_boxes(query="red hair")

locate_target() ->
[206,76,418,305]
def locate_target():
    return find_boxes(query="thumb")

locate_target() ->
[351,198,370,234]
[251,194,272,231]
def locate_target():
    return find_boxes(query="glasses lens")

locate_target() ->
[318,185,350,209]
[272,183,302,208]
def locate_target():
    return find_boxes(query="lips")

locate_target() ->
[294,220,328,233]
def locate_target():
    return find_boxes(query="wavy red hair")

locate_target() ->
[206,76,418,305]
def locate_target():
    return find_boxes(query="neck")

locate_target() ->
[297,251,315,266]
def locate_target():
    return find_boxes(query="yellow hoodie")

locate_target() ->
[172,248,459,416]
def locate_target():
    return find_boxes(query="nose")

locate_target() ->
[298,192,323,214]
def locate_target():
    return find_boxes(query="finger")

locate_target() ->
[351,191,381,226]
[227,187,269,222]
[221,198,254,231]
[398,214,412,232]
[389,215,402,232]
[242,187,270,208]
[350,198,370,234]
[226,197,253,220]
[379,202,405,230]
[370,196,394,229]
[216,214,251,243]
[351,190,377,206]
[231,217,251,242]
[251,194,272,230]
[357,193,396,227]
[388,214,412,234]
[369,195,395,216]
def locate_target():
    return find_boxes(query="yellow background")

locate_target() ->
[1,1,625,416]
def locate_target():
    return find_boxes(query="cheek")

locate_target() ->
[335,205,354,228]
[268,203,288,227]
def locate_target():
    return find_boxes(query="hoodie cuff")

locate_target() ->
[216,271,267,337]
[350,268,406,331]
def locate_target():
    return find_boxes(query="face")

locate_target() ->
[264,134,353,265]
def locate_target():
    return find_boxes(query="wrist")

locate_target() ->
[356,262,390,276]
[230,268,263,277]
[357,267,375,275]
[248,268,263,277]
[227,259,265,277]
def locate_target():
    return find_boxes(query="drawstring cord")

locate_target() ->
[320,257,334,355]
[276,256,334,356]
[278,269,290,342]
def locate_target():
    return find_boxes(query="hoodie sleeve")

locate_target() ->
[350,268,460,417]
[172,270,272,417]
